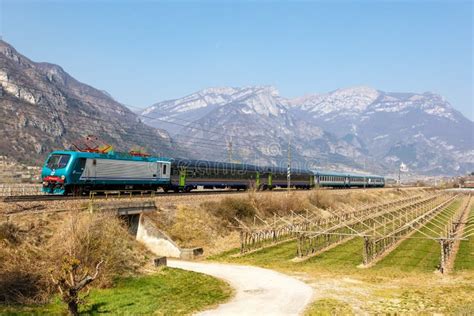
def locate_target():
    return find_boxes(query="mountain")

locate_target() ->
[141,86,377,172]
[289,86,473,175]
[0,40,175,165]
[141,86,473,176]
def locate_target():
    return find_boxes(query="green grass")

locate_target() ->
[209,236,365,275]
[454,203,474,271]
[375,199,461,272]
[211,199,466,276]
[304,298,354,316]
[0,268,232,315]
[207,197,474,315]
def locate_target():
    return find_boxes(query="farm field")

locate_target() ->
[2,187,471,314]
[374,199,461,272]
[210,195,474,314]
[454,201,474,271]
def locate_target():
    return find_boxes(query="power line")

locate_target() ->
[0,78,328,164]
[0,77,273,146]
[0,78,277,150]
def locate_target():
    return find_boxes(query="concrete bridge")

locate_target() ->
[91,199,203,260]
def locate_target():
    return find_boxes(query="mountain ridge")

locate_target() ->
[0,40,176,165]
[141,85,473,176]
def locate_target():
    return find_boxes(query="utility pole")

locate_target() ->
[287,136,291,191]
[398,166,401,190]
[227,137,233,163]
[363,158,366,189]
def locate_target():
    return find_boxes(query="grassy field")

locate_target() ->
[0,268,232,315]
[211,200,464,273]
[454,202,474,271]
[375,199,461,272]
[210,196,474,314]
[304,299,353,316]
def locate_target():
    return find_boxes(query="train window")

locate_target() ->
[162,164,167,175]
[46,154,71,169]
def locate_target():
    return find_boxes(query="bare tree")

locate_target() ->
[50,256,103,316]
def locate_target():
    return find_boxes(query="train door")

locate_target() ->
[179,167,186,187]
[162,162,170,180]
[73,158,86,182]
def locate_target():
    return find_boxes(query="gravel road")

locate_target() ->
[168,259,314,316]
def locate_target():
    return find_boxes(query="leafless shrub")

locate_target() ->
[50,256,104,316]
[0,211,148,306]
[48,212,145,288]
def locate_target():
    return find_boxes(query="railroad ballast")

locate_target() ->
[41,150,385,195]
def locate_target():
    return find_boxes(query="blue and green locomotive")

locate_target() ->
[41,151,171,195]
[41,150,385,195]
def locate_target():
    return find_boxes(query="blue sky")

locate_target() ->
[1,0,472,119]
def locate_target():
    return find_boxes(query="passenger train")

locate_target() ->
[41,150,385,195]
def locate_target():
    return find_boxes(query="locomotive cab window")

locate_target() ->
[162,164,167,176]
[46,154,71,169]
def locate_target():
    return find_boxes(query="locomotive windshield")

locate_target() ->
[46,154,71,169]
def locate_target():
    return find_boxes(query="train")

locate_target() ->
[41,150,385,195]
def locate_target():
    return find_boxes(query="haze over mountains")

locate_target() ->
[0,40,472,176]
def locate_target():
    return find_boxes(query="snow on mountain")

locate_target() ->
[290,86,379,114]
[141,86,285,134]
[141,85,473,175]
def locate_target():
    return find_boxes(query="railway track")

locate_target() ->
[1,186,413,203]
[1,189,251,203]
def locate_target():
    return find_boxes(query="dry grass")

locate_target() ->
[168,205,223,248]
[0,221,21,245]
[202,197,256,222]
[150,188,424,255]
[0,211,149,305]
[48,212,147,288]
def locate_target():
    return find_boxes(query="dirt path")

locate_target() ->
[167,259,314,316]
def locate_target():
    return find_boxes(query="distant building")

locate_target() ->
[463,176,474,188]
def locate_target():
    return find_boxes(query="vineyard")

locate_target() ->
[228,191,473,274]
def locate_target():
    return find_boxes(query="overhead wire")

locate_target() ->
[0,77,330,164]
